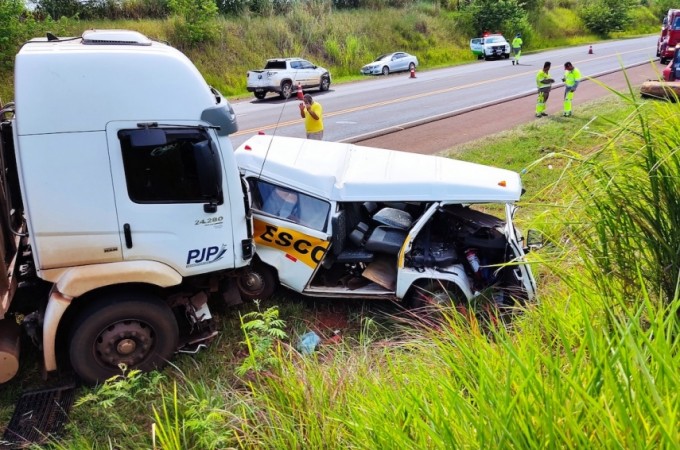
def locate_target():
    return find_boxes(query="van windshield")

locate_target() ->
[248,178,330,231]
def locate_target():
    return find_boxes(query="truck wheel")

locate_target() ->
[320,75,331,91]
[280,82,293,99]
[382,66,390,76]
[254,92,266,99]
[237,262,277,301]
[407,280,466,310]
[503,53,510,59]
[68,292,178,385]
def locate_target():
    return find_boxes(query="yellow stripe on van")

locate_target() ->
[253,219,330,269]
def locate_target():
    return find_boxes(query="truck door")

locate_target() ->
[106,122,236,277]
[297,60,317,87]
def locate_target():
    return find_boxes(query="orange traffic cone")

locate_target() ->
[588,45,593,55]
[296,82,304,100]
[410,66,416,78]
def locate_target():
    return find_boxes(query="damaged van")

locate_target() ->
[234,135,536,307]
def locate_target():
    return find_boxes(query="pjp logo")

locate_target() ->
[186,244,228,267]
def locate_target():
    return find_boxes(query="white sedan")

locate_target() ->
[360,52,419,76]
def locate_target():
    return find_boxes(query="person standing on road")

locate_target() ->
[535,61,554,118]
[562,61,582,117]
[511,33,523,65]
[299,94,324,140]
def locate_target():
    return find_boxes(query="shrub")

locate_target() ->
[578,0,633,36]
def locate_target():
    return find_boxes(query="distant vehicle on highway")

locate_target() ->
[657,9,680,64]
[360,52,418,76]
[247,58,331,100]
[469,34,511,60]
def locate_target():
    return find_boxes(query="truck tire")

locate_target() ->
[280,81,293,100]
[320,75,331,91]
[504,53,510,59]
[407,279,466,310]
[237,261,277,301]
[68,292,178,385]
[254,92,266,99]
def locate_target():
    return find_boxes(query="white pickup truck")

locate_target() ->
[246,58,331,100]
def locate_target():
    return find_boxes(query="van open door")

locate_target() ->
[503,203,537,302]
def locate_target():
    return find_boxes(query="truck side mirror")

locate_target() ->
[525,229,544,251]
[193,139,223,212]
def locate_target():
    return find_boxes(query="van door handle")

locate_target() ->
[123,223,133,249]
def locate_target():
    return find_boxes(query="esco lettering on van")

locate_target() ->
[254,220,329,268]
[186,244,228,267]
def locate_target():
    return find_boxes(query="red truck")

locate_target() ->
[657,9,680,64]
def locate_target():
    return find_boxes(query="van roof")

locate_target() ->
[235,135,524,203]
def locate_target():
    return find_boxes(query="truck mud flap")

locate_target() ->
[2,384,76,447]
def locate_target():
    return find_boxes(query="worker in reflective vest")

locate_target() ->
[535,61,554,118]
[511,34,523,65]
[562,61,582,117]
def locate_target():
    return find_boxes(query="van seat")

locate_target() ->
[328,211,374,266]
[372,207,412,230]
[365,226,407,255]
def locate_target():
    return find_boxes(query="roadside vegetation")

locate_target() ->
[1,75,676,449]
[0,0,666,102]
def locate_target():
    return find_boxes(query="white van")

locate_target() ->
[234,135,536,307]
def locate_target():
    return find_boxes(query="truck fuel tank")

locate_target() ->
[0,318,21,383]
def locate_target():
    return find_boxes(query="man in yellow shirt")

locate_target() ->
[299,94,324,140]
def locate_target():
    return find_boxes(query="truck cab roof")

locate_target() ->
[15,30,222,136]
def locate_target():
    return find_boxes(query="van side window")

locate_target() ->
[118,128,216,203]
[248,178,330,231]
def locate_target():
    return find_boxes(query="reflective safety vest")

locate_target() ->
[512,37,523,48]
[536,70,551,89]
[565,67,582,89]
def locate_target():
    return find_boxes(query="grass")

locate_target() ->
[3,77,675,449]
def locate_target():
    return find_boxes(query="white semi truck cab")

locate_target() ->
[0,30,254,385]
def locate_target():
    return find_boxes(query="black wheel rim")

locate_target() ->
[93,319,155,369]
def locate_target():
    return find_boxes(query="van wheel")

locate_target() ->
[237,262,277,301]
[68,292,178,386]
[280,82,293,99]
[254,92,266,99]
[408,280,466,309]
